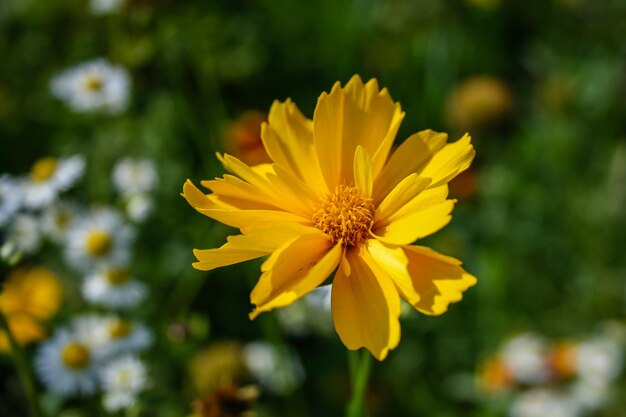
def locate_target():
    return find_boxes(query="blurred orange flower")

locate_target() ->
[223,111,270,166]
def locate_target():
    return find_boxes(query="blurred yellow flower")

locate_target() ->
[464,0,500,9]
[0,266,63,352]
[184,75,477,360]
[223,111,271,166]
[446,75,513,130]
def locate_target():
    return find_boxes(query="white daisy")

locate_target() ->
[50,58,131,115]
[125,193,155,223]
[101,355,149,412]
[40,200,80,243]
[100,316,153,356]
[65,207,134,272]
[34,327,101,397]
[82,265,147,310]
[574,337,623,384]
[501,333,551,385]
[21,155,85,210]
[570,378,610,412]
[69,314,114,356]
[510,389,579,417]
[242,341,304,396]
[90,0,125,15]
[0,175,21,227]
[2,214,41,256]
[112,158,159,196]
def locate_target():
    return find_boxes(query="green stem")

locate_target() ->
[0,311,44,417]
[346,349,373,417]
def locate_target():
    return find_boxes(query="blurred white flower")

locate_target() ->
[50,58,130,115]
[501,333,551,385]
[126,193,155,223]
[65,207,134,272]
[0,175,21,227]
[243,341,304,396]
[570,378,610,412]
[3,214,41,256]
[276,284,333,336]
[41,200,80,243]
[575,337,623,384]
[82,265,147,310]
[100,316,153,356]
[21,155,85,209]
[35,327,101,397]
[112,158,159,196]
[510,389,579,417]
[101,355,149,412]
[90,0,125,15]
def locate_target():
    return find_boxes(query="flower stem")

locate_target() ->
[346,349,373,417]
[0,311,43,417]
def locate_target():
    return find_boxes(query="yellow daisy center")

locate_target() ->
[30,157,58,182]
[83,74,103,91]
[105,268,130,285]
[85,229,112,257]
[61,342,90,370]
[109,319,132,339]
[55,210,71,228]
[312,185,375,246]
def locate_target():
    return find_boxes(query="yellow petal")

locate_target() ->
[373,129,448,203]
[193,207,308,233]
[217,154,313,217]
[192,222,320,271]
[365,239,420,305]
[331,247,401,360]
[402,246,477,315]
[201,176,280,210]
[314,75,403,189]
[373,200,455,246]
[249,235,341,318]
[374,173,431,223]
[353,146,373,198]
[373,186,454,245]
[182,179,216,211]
[262,100,328,196]
[419,133,475,187]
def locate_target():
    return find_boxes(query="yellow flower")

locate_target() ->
[0,266,63,352]
[183,76,477,360]
[446,75,513,130]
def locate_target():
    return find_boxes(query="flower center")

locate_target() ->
[61,342,90,370]
[109,319,132,339]
[105,268,130,285]
[83,74,103,91]
[312,185,375,246]
[30,157,57,182]
[86,229,112,257]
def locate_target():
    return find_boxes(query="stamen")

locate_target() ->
[86,229,112,257]
[61,342,90,369]
[105,268,130,286]
[109,319,132,339]
[312,185,374,246]
[30,157,57,182]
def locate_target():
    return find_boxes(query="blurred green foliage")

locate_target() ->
[1,0,626,416]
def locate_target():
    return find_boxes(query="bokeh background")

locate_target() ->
[1,0,626,416]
